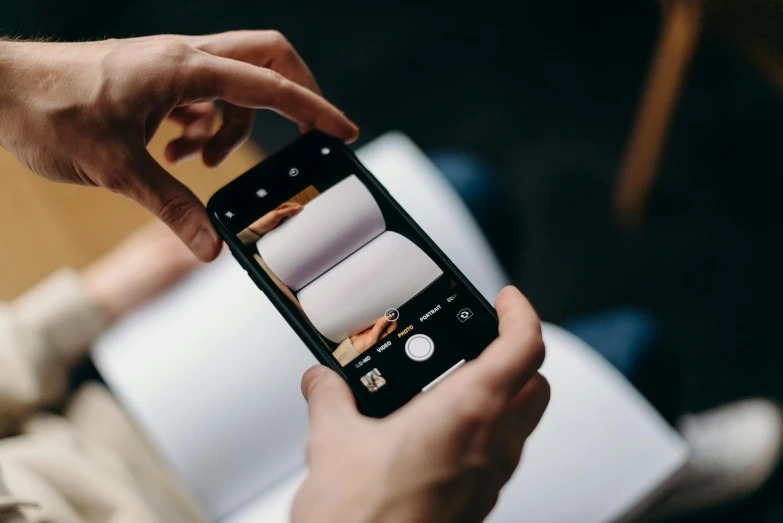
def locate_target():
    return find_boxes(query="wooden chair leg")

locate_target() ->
[613,0,703,228]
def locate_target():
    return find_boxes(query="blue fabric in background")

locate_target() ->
[562,308,659,376]
[431,151,660,377]
[428,150,507,232]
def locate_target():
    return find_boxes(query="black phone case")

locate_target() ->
[207,132,498,417]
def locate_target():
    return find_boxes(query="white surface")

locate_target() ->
[488,324,686,523]
[257,175,386,291]
[297,231,442,342]
[224,470,307,523]
[93,132,687,523]
[95,254,313,519]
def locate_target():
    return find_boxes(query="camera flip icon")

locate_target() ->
[457,308,473,322]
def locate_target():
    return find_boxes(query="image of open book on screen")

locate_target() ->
[238,174,443,366]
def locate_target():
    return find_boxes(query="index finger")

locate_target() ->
[190,30,322,95]
[184,53,358,142]
[470,286,546,399]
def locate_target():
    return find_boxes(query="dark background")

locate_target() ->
[5,1,783,520]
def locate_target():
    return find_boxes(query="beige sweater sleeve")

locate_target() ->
[0,268,108,436]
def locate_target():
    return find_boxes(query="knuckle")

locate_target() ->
[157,195,196,228]
[265,30,290,49]
[220,29,248,39]
[143,40,200,96]
[161,40,195,62]
[163,41,199,77]
[262,70,288,106]
[267,69,286,90]
[181,54,217,100]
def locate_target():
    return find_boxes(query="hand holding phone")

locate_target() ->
[293,287,550,523]
[0,32,357,263]
[209,131,510,416]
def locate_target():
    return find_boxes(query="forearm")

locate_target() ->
[0,39,37,154]
[0,39,17,148]
[0,39,89,157]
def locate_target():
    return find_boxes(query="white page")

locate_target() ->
[223,469,307,523]
[485,324,686,523]
[93,255,316,519]
[258,174,386,291]
[94,133,686,523]
[297,231,442,342]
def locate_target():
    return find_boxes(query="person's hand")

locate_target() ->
[293,286,550,523]
[248,201,304,235]
[380,319,397,338]
[82,221,201,320]
[349,317,396,353]
[0,32,358,262]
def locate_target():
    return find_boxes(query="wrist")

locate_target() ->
[0,40,20,103]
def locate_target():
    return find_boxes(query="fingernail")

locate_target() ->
[191,228,219,261]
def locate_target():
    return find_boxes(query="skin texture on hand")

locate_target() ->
[0,32,358,262]
[293,286,550,523]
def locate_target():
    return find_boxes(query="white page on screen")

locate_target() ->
[257,174,386,291]
[297,231,443,342]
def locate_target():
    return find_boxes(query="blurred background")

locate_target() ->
[4,0,783,520]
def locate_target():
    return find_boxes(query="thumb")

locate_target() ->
[125,151,221,262]
[301,366,358,429]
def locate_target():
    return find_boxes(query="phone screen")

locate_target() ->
[209,133,498,415]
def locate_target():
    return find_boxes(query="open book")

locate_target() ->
[93,133,687,522]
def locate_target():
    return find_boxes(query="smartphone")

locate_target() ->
[207,131,498,417]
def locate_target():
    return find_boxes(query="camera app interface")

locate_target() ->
[218,140,497,412]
